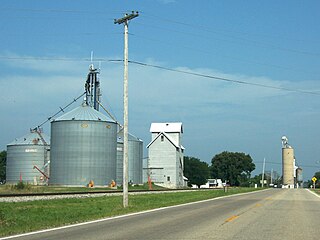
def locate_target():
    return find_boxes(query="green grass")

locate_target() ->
[313,189,320,195]
[0,187,261,237]
[0,184,113,194]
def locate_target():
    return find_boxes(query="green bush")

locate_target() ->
[14,181,30,190]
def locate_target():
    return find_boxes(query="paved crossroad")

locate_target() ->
[5,189,320,240]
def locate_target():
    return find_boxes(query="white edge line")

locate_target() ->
[1,188,270,240]
[306,188,320,199]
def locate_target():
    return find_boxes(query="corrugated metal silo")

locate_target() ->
[116,138,124,185]
[49,103,117,186]
[6,130,50,184]
[117,129,143,185]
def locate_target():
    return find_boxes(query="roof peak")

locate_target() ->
[53,104,115,122]
[8,131,50,146]
[150,122,183,133]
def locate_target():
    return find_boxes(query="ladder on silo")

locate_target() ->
[34,128,48,146]
[34,128,50,183]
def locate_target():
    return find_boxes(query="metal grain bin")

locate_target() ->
[116,129,143,185]
[49,103,117,186]
[6,130,50,184]
[116,138,124,185]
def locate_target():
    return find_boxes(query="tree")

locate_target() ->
[211,151,255,186]
[305,180,312,188]
[313,171,320,188]
[0,150,6,182]
[184,156,210,188]
[250,174,262,187]
[250,173,281,187]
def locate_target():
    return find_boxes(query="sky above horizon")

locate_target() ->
[1,0,320,181]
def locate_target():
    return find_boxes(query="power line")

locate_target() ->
[0,7,123,15]
[129,60,320,96]
[1,55,319,95]
[255,161,320,169]
[35,92,86,129]
[0,56,123,62]
[130,33,318,76]
[2,7,317,57]
[142,12,320,57]
[1,8,318,76]
[2,52,317,81]
[3,32,122,37]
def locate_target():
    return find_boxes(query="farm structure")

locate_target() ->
[147,122,186,189]
[6,129,50,184]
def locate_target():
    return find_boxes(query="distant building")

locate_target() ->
[192,179,224,189]
[147,122,185,188]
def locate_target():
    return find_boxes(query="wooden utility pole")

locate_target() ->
[114,11,139,208]
[261,158,266,188]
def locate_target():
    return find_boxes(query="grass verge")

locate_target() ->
[313,189,320,195]
[0,183,165,194]
[0,187,261,237]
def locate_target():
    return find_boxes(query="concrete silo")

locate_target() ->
[296,167,303,188]
[281,136,295,188]
[49,103,117,186]
[6,129,50,184]
[116,129,143,185]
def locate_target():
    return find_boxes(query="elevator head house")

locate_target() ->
[147,122,186,189]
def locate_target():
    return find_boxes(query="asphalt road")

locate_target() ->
[5,189,320,240]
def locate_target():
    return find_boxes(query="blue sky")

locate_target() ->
[1,0,320,181]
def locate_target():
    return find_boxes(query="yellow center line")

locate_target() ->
[225,215,239,223]
[223,201,267,225]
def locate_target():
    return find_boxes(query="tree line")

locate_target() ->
[306,171,320,188]
[184,151,320,188]
[184,151,255,188]
[0,150,6,183]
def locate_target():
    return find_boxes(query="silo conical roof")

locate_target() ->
[117,128,143,142]
[7,130,50,146]
[54,103,115,122]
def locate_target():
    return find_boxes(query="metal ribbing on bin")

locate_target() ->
[117,129,143,185]
[6,130,50,184]
[49,103,117,186]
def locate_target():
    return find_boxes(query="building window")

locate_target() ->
[161,135,164,142]
[167,176,170,181]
